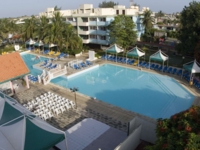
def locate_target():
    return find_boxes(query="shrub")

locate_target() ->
[95,53,100,58]
[70,49,82,55]
[145,106,200,150]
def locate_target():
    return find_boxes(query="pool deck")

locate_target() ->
[13,51,200,148]
[17,51,200,124]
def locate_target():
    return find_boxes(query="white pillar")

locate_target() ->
[9,81,14,95]
[25,75,30,89]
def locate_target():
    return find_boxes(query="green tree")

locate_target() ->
[43,11,82,53]
[145,106,200,150]
[140,10,155,34]
[54,5,61,11]
[0,18,22,43]
[37,15,49,40]
[156,10,165,19]
[108,15,137,52]
[43,11,66,50]
[98,1,118,8]
[177,1,200,61]
[63,24,82,51]
[23,16,38,40]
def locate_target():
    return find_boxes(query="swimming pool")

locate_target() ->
[21,53,48,76]
[21,53,194,119]
[51,64,194,119]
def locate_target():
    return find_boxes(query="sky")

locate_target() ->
[0,0,194,18]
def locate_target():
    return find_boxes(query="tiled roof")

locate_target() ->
[0,52,30,83]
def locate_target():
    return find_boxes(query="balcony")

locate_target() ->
[96,39,109,45]
[69,22,77,26]
[89,21,97,26]
[97,21,110,26]
[82,39,90,43]
[88,30,97,34]
[96,30,106,35]
[89,39,98,44]
[78,30,90,35]
[78,22,89,26]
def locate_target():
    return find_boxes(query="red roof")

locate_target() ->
[0,52,30,83]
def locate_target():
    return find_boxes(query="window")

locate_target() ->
[123,10,125,15]
[82,17,88,22]
[80,35,88,39]
[100,36,106,40]
[80,27,88,31]
[67,18,73,21]
[90,35,97,39]
[89,18,97,21]
[116,10,119,15]
[99,18,106,22]
[99,26,106,31]
[90,26,97,30]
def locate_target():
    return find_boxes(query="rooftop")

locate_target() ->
[0,52,30,83]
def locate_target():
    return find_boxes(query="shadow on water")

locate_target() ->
[91,86,194,119]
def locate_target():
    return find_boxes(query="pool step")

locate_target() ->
[150,75,178,118]
[150,75,175,97]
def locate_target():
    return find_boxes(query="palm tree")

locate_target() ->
[0,18,21,44]
[43,11,65,50]
[37,15,49,40]
[23,16,38,40]
[43,11,82,52]
[54,5,61,11]
[141,10,155,34]
[63,24,82,51]
[0,19,10,40]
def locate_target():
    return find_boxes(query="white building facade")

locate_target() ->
[39,4,148,45]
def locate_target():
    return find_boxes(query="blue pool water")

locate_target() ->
[21,53,48,76]
[21,53,194,119]
[51,64,194,119]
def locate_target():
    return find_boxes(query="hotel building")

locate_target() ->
[39,4,149,45]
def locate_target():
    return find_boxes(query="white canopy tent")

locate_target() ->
[0,92,67,150]
[149,50,169,71]
[34,40,44,47]
[25,39,36,50]
[34,40,44,52]
[182,60,200,81]
[105,44,124,62]
[126,46,145,64]
[44,43,57,51]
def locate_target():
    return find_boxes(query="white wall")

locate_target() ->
[126,9,138,15]
[0,82,11,91]
[79,4,93,9]
[96,8,115,16]
[40,5,145,17]
[47,8,54,12]
[115,125,142,150]
[114,5,126,9]
[60,10,72,16]
[129,117,157,144]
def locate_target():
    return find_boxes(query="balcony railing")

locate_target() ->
[82,39,90,43]
[79,30,90,35]
[78,22,89,26]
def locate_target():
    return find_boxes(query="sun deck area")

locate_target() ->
[10,51,200,149]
